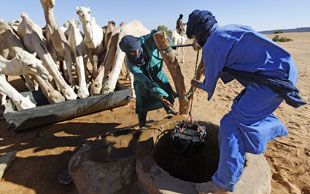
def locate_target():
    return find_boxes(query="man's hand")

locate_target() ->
[199,67,205,75]
[159,96,177,114]
[191,79,201,89]
[159,96,173,110]
[192,39,201,51]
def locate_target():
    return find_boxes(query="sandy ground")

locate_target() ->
[0,32,309,194]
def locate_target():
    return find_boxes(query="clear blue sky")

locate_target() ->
[1,0,309,32]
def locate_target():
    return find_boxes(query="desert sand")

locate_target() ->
[0,32,309,194]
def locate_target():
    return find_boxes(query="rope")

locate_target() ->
[185,49,200,99]
[181,49,204,132]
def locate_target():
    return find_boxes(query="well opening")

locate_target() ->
[153,121,220,183]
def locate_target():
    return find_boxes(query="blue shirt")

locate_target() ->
[200,24,298,100]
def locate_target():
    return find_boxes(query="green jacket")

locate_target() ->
[126,31,178,114]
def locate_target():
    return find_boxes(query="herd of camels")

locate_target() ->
[0,0,162,111]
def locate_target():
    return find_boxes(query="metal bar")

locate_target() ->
[171,44,194,48]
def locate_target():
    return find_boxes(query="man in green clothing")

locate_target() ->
[119,31,178,128]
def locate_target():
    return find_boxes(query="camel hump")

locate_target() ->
[121,20,150,37]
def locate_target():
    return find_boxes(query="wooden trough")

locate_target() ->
[3,86,132,132]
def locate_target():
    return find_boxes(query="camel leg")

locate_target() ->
[59,60,69,84]
[0,91,7,107]
[0,91,6,106]
[41,54,77,100]
[32,74,65,104]
[75,49,89,98]
[90,63,105,95]
[87,49,97,79]
[125,63,131,80]
[129,72,135,98]
[64,48,75,87]
[90,42,116,95]
[102,49,126,94]
[181,37,186,63]
[83,55,91,82]
[0,91,6,120]
[23,74,36,91]
[181,46,185,63]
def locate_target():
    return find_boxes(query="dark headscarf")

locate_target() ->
[186,9,217,47]
[119,35,145,66]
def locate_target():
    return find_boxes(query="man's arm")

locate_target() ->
[126,58,169,98]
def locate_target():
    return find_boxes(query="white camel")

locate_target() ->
[89,21,117,95]
[0,19,65,104]
[40,0,75,86]
[76,6,104,78]
[17,13,77,100]
[171,29,187,63]
[0,53,52,111]
[66,19,89,98]
[90,20,149,96]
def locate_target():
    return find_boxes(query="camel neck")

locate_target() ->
[82,21,94,44]
[44,9,58,31]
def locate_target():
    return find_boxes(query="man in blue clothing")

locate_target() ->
[187,9,306,193]
[119,31,178,128]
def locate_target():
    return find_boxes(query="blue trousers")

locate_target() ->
[212,84,288,192]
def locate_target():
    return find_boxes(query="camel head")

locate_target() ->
[40,0,55,9]
[21,12,30,21]
[15,52,52,81]
[61,87,77,101]
[64,19,80,29]
[76,7,91,23]
[119,22,127,27]
[8,18,22,29]
[15,95,36,110]
[63,21,69,28]
[67,18,77,28]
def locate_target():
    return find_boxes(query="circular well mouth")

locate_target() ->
[153,121,220,183]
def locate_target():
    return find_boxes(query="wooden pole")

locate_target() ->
[153,31,189,114]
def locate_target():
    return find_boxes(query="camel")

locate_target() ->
[66,19,89,98]
[0,52,52,111]
[40,0,76,86]
[0,19,65,104]
[89,21,116,95]
[171,29,187,63]
[76,6,104,78]
[17,13,77,101]
[90,20,149,96]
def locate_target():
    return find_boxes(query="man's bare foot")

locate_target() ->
[195,181,230,194]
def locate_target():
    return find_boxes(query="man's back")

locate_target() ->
[176,15,186,35]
